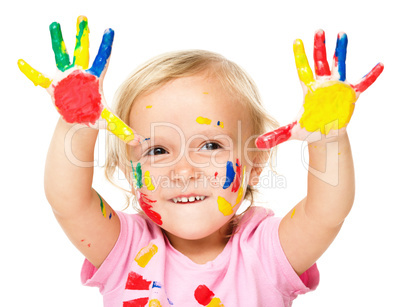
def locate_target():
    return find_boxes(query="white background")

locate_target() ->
[1,0,401,306]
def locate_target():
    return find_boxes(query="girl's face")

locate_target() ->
[128,72,261,241]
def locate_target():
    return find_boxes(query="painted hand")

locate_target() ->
[256,30,384,149]
[18,16,141,144]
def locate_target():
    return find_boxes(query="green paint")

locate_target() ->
[131,160,143,188]
[96,191,107,217]
[49,22,71,72]
[72,19,88,66]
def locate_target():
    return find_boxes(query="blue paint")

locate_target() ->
[152,281,162,288]
[334,33,348,81]
[217,121,220,126]
[87,28,114,77]
[223,161,236,189]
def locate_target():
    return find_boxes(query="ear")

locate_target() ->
[248,150,270,186]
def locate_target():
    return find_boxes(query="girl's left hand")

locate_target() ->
[256,30,384,149]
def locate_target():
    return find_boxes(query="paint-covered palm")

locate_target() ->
[18,16,140,144]
[256,30,384,149]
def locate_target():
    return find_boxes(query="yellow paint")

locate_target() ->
[293,39,314,87]
[217,121,224,128]
[203,92,209,94]
[74,16,90,69]
[144,171,155,191]
[149,299,162,307]
[235,166,246,205]
[135,242,158,268]
[101,108,136,143]
[196,116,212,125]
[299,82,356,134]
[217,196,233,216]
[17,59,52,88]
[207,297,225,307]
[146,105,152,109]
[291,208,296,218]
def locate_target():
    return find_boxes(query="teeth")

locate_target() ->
[172,196,205,203]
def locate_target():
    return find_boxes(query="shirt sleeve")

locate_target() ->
[264,216,319,298]
[80,211,148,294]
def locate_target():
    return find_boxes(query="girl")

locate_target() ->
[18,16,383,306]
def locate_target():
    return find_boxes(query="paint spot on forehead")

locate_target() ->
[203,92,209,95]
[146,105,152,109]
[196,116,212,125]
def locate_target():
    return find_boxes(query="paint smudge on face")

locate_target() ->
[217,121,224,128]
[291,208,296,218]
[223,161,236,189]
[235,166,246,206]
[96,192,107,218]
[135,242,158,268]
[138,192,162,225]
[217,196,233,216]
[231,159,242,193]
[125,271,152,290]
[203,92,209,94]
[146,105,152,108]
[196,116,212,125]
[144,171,155,191]
[123,298,149,307]
[214,172,218,179]
[131,160,143,188]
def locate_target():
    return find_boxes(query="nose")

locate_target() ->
[170,155,200,184]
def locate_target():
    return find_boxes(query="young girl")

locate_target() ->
[18,16,383,306]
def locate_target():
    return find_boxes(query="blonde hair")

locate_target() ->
[105,49,279,213]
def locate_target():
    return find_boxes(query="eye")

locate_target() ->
[201,142,222,151]
[146,147,168,156]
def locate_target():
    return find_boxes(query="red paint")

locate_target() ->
[53,70,103,124]
[314,30,330,76]
[352,63,384,94]
[231,159,241,193]
[123,298,149,307]
[125,271,152,290]
[138,192,163,225]
[214,172,218,179]
[256,121,297,149]
[194,285,215,305]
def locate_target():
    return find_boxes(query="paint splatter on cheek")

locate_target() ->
[144,171,155,191]
[223,161,236,189]
[131,160,143,188]
[138,192,163,225]
[53,70,103,124]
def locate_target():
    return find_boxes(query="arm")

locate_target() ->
[19,16,140,268]
[256,30,383,275]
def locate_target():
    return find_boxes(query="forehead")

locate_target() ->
[129,74,252,138]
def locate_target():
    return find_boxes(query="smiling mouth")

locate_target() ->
[172,196,206,204]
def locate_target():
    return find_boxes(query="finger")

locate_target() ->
[293,39,315,87]
[49,21,71,71]
[352,63,384,94]
[101,108,143,145]
[87,29,114,78]
[332,32,348,81]
[72,16,90,69]
[17,59,52,88]
[255,121,297,149]
[313,30,330,77]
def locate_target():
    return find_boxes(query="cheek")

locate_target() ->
[216,159,247,216]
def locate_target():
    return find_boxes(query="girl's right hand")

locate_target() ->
[18,16,142,145]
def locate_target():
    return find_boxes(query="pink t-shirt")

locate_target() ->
[81,206,319,306]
